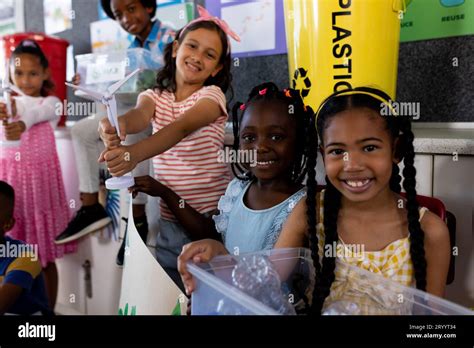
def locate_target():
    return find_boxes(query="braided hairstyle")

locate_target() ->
[230,82,314,185]
[307,86,427,314]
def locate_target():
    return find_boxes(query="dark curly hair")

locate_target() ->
[155,20,233,99]
[100,0,157,20]
[307,87,427,314]
[0,180,14,217]
[230,82,315,185]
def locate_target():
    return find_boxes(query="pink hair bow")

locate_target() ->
[179,5,241,53]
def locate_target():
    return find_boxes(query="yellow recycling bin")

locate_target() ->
[284,0,407,110]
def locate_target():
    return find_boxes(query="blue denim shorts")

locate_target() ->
[155,218,192,292]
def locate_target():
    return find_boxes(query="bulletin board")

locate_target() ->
[401,0,474,42]
[205,0,287,58]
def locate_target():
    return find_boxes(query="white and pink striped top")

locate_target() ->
[141,85,231,221]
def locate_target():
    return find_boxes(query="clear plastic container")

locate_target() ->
[75,48,163,94]
[188,248,315,315]
[321,261,473,315]
[188,247,473,316]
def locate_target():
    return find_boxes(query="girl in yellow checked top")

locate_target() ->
[276,87,451,314]
[179,87,451,315]
[98,6,239,290]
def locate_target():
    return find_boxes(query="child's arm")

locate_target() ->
[274,195,311,248]
[71,73,81,85]
[0,99,24,141]
[178,239,229,295]
[98,93,155,148]
[271,198,311,282]
[15,96,60,130]
[100,98,223,177]
[129,176,221,241]
[2,122,25,141]
[0,255,43,315]
[1,96,61,140]
[421,211,451,297]
[0,251,46,315]
[0,283,23,315]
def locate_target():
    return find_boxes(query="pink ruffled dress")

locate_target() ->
[0,96,77,267]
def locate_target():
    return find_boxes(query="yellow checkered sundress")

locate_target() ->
[316,191,428,315]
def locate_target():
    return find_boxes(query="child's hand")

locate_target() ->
[3,121,25,141]
[98,116,127,147]
[99,145,138,176]
[0,100,17,121]
[0,103,7,123]
[178,239,228,295]
[71,73,81,86]
[129,175,164,198]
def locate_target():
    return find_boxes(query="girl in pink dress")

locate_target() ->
[0,40,77,310]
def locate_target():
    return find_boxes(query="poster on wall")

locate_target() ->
[90,19,132,53]
[156,0,194,31]
[43,0,73,35]
[401,0,474,42]
[205,0,287,58]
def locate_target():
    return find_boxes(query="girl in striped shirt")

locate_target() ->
[98,7,239,289]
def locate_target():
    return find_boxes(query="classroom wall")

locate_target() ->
[22,0,473,122]
[397,36,474,122]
